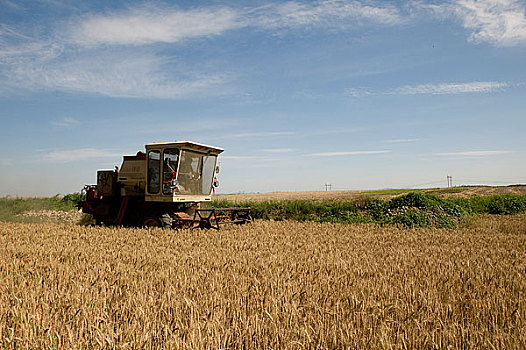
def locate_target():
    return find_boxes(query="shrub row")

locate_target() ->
[450,194,526,215]
[210,193,526,228]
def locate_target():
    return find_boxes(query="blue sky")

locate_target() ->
[1,0,525,196]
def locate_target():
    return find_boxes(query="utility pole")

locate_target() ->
[447,175,452,188]
[324,183,332,191]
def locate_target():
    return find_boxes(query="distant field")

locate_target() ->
[1,215,525,348]
[214,184,526,202]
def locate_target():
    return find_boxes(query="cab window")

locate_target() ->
[177,150,217,195]
[163,148,179,194]
[147,150,161,193]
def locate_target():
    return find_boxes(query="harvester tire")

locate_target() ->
[141,215,160,227]
[140,213,172,229]
[160,213,173,229]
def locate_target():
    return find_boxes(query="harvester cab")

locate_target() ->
[80,141,251,229]
[118,141,222,202]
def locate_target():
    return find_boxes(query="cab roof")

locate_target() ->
[145,141,224,154]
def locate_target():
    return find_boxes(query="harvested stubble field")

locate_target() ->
[215,184,526,202]
[1,215,525,348]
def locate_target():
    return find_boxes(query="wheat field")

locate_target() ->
[1,215,525,348]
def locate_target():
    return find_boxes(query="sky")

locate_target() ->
[0,0,525,196]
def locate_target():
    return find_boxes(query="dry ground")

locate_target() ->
[17,209,83,224]
[214,184,526,202]
[1,215,525,348]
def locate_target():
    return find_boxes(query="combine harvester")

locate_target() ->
[79,141,251,229]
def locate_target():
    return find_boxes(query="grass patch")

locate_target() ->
[0,193,81,222]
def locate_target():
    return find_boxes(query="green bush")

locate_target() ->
[487,194,526,214]
[53,192,83,211]
[384,193,463,228]
[62,192,84,207]
[388,192,465,217]
[391,209,432,228]
[389,192,433,210]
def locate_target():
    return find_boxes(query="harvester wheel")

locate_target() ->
[141,216,161,227]
[140,213,173,229]
[160,213,173,228]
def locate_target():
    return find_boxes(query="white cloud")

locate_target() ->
[51,117,80,127]
[345,81,508,97]
[0,25,52,59]
[391,81,507,95]
[0,41,227,98]
[70,6,241,46]
[435,150,513,156]
[231,131,297,138]
[7,2,518,100]
[344,87,373,97]
[260,148,294,153]
[0,0,20,10]
[307,150,391,157]
[69,2,403,47]
[253,0,403,29]
[0,18,229,99]
[0,2,406,98]
[384,138,420,143]
[131,118,240,135]
[221,155,260,160]
[426,0,526,46]
[40,148,121,163]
